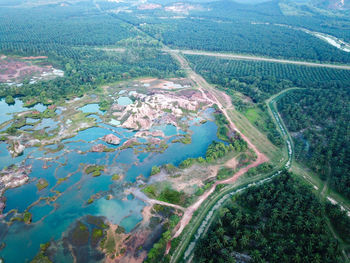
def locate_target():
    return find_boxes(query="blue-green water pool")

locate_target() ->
[0,104,219,262]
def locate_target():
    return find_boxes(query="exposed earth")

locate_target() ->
[0,55,63,85]
[0,76,245,262]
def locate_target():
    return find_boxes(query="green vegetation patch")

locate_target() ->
[9,118,26,132]
[145,215,180,263]
[70,221,89,246]
[178,138,248,170]
[115,226,126,234]
[111,174,121,181]
[163,163,177,174]
[142,185,157,198]
[216,167,234,180]
[86,215,108,229]
[57,177,68,184]
[143,184,187,206]
[45,144,64,154]
[98,100,112,111]
[194,172,343,263]
[326,202,350,243]
[214,110,230,142]
[91,228,104,246]
[103,234,116,255]
[5,95,15,105]
[195,181,214,196]
[245,107,259,123]
[30,242,52,263]
[244,105,283,146]
[172,134,192,144]
[179,157,197,169]
[158,188,184,205]
[246,162,274,177]
[85,165,104,177]
[23,211,32,224]
[151,166,161,176]
[36,179,49,191]
[144,142,168,154]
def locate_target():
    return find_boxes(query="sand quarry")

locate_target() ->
[0,55,63,85]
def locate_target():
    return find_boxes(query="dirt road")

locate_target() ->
[170,49,350,70]
[172,153,267,239]
[169,51,268,240]
[127,188,186,212]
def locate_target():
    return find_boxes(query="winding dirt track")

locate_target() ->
[172,91,268,239]
[169,51,268,241]
[128,188,186,212]
[170,49,350,70]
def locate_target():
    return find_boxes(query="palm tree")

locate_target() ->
[304,219,311,232]
[240,234,249,247]
[313,254,321,263]
[231,218,240,229]
[293,253,301,263]
[216,227,225,238]
[251,249,262,261]
[253,229,261,240]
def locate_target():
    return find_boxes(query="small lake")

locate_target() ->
[117,97,133,106]
[0,98,46,124]
[150,124,185,137]
[0,101,220,262]
[79,103,104,115]
[109,119,120,126]
[34,118,58,132]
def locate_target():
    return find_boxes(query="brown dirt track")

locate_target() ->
[0,56,51,83]
[164,51,268,252]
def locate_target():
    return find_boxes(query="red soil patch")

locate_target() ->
[225,157,238,170]
[167,87,269,252]
[0,56,54,83]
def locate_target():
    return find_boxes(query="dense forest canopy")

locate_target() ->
[0,2,183,102]
[143,19,350,63]
[186,55,350,102]
[0,4,135,48]
[195,172,345,263]
[113,0,350,63]
[278,89,350,199]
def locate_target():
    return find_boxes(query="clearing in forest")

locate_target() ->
[0,55,63,85]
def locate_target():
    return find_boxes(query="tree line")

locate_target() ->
[278,88,350,199]
[194,172,345,263]
[0,3,183,103]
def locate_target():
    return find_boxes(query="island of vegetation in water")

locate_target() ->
[0,0,349,262]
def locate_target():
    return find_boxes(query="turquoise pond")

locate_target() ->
[109,119,120,126]
[117,96,133,106]
[79,103,104,115]
[0,105,219,262]
[34,118,58,132]
[150,124,185,137]
[0,98,46,124]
